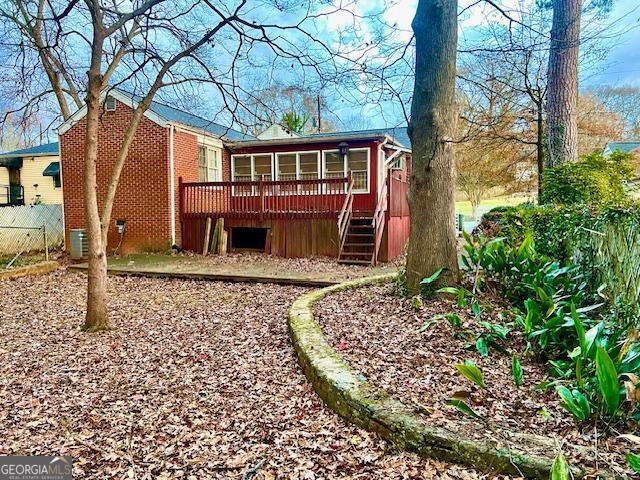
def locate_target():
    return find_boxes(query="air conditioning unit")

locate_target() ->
[69,229,88,259]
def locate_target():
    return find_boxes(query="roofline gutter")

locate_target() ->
[0,151,60,159]
[226,133,409,150]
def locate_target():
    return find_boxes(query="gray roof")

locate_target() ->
[0,141,59,158]
[115,88,256,141]
[307,127,410,148]
[604,141,640,155]
[229,127,411,149]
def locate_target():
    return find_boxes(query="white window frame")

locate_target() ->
[322,147,370,194]
[231,153,274,195]
[198,145,223,182]
[275,150,321,195]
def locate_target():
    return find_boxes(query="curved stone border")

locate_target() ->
[289,274,591,479]
[0,260,59,280]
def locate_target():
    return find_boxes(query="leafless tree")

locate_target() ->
[589,86,640,138]
[456,0,622,196]
[576,92,625,154]
[456,2,549,198]
[235,79,338,136]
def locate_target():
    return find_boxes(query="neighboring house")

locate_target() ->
[603,141,640,159]
[0,142,62,206]
[256,123,300,140]
[58,88,411,264]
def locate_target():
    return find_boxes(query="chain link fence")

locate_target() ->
[0,205,64,261]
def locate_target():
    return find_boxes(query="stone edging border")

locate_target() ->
[288,273,591,479]
[0,261,59,280]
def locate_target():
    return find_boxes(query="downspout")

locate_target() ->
[169,124,176,246]
[378,142,386,201]
[56,138,66,251]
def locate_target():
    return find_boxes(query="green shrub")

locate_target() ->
[461,234,640,427]
[540,150,634,206]
[479,203,595,261]
[481,202,640,320]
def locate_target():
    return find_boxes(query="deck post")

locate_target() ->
[386,167,391,221]
[259,179,264,222]
[178,176,184,246]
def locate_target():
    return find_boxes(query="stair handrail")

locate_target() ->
[371,174,388,265]
[337,172,354,253]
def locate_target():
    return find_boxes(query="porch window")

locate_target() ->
[275,151,320,193]
[231,154,274,194]
[253,155,272,181]
[348,149,369,192]
[276,153,297,193]
[299,152,319,193]
[322,148,370,193]
[276,154,297,181]
[232,155,252,183]
[198,146,222,182]
[323,152,343,180]
[299,152,319,181]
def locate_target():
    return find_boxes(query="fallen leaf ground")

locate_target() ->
[314,284,634,477]
[1,270,508,479]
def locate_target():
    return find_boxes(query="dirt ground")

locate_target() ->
[0,269,509,479]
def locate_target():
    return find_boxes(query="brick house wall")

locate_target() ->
[60,99,172,255]
[171,134,232,246]
[171,130,197,246]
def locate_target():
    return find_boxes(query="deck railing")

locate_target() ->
[337,173,354,255]
[179,176,351,220]
[372,177,388,265]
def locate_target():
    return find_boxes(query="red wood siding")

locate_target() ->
[183,217,339,258]
[382,169,410,261]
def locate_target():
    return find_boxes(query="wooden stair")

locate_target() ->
[338,216,376,265]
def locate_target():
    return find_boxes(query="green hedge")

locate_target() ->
[481,204,640,323]
[540,151,634,206]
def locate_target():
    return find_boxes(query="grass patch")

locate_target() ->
[455,196,529,220]
[0,252,46,270]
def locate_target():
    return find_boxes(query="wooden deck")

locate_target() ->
[178,172,410,263]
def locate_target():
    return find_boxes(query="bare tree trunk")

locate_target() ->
[536,101,544,199]
[83,28,109,332]
[470,196,480,221]
[406,0,459,292]
[546,0,581,167]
